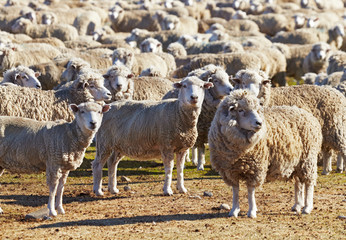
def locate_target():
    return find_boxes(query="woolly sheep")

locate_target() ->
[208,89,322,218]
[11,18,79,42]
[73,10,102,36]
[139,66,165,77]
[92,76,213,196]
[303,42,332,74]
[108,5,160,32]
[0,69,111,122]
[1,65,41,89]
[167,42,187,57]
[327,51,346,74]
[140,37,163,53]
[30,61,65,90]
[160,14,198,34]
[0,102,110,216]
[60,57,91,83]
[103,65,174,101]
[249,13,294,36]
[233,69,346,175]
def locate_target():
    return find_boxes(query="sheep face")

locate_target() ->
[11,18,30,34]
[14,70,41,89]
[42,13,56,25]
[61,59,91,82]
[108,5,124,22]
[293,14,305,29]
[310,43,331,62]
[175,76,214,107]
[162,15,180,31]
[205,23,225,34]
[208,70,233,98]
[140,38,162,53]
[233,69,270,97]
[112,48,134,67]
[70,102,110,132]
[75,72,112,102]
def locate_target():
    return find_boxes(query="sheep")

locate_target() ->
[108,5,160,32]
[167,42,187,57]
[1,65,41,89]
[327,51,346,74]
[0,69,111,122]
[160,14,198,34]
[60,57,91,83]
[0,102,110,216]
[30,61,65,90]
[41,12,58,25]
[111,48,173,77]
[208,89,322,218]
[164,64,233,170]
[139,66,165,77]
[140,37,163,53]
[11,18,79,42]
[73,10,102,36]
[248,13,294,36]
[103,64,174,101]
[303,42,332,74]
[232,69,346,175]
[92,76,214,196]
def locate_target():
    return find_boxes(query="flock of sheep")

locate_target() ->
[0,0,345,219]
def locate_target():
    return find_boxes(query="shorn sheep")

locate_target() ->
[0,102,110,216]
[233,69,346,175]
[92,76,214,196]
[208,90,322,218]
[1,65,41,88]
[0,69,111,122]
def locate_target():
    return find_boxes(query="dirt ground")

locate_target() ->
[0,157,345,240]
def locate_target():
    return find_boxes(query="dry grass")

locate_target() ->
[0,147,345,239]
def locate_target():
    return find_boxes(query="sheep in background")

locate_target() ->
[73,10,102,36]
[41,12,58,25]
[208,90,322,218]
[11,17,79,42]
[233,69,346,175]
[1,65,41,89]
[140,37,163,53]
[0,102,110,216]
[0,69,111,122]
[139,66,165,77]
[60,57,91,83]
[92,76,213,196]
[167,42,187,57]
[160,14,198,34]
[327,51,346,74]
[303,42,332,74]
[108,5,160,32]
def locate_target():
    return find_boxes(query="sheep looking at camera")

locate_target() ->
[0,102,110,216]
[208,90,322,218]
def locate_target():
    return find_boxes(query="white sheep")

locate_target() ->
[303,42,332,74]
[0,69,111,122]
[140,37,163,53]
[60,57,91,83]
[1,65,41,88]
[160,14,198,34]
[167,42,187,57]
[92,76,213,196]
[73,10,102,36]
[0,102,110,216]
[208,90,322,218]
[233,69,346,175]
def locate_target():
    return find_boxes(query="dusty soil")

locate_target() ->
[0,156,345,240]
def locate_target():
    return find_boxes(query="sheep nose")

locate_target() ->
[191,95,198,100]
[37,84,42,89]
[90,121,97,128]
[106,92,111,96]
[256,121,262,127]
[117,84,122,87]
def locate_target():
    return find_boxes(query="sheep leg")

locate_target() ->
[336,153,344,173]
[47,177,59,217]
[0,206,3,214]
[292,179,305,213]
[191,146,198,165]
[229,184,240,217]
[321,148,333,175]
[176,150,187,194]
[92,149,112,196]
[0,167,4,176]
[185,148,191,163]
[247,185,257,218]
[55,171,69,215]
[107,152,122,194]
[302,182,314,214]
[162,151,175,196]
[197,146,206,171]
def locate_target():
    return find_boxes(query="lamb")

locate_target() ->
[92,76,213,196]
[208,89,322,218]
[0,69,111,122]
[233,69,346,175]
[103,65,174,101]
[0,102,110,216]
[108,5,160,32]
[11,17,79,42]
[303,42,332,74]
[1,65,41,89]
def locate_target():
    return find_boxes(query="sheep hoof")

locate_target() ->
[57,206,65,215]
[336,168,343,173]
[302,207,312,214]
[247,211,257,218]
[109,188,119,195]
[197,165,204,171]
[291,204,302,213]
[321,171,330,175]
[0,207,3,214]
[93,189,104,196]
[177,186,187,194]
[49,209,58,217]
[164,188,173,196]
[229,208,240,217]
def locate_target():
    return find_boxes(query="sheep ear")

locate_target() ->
[71,64,77,69]
[70,104,79,113]
[262,79,271,85]
[15,73,21,80]
[173,82,182,89]
[103,74,109,79]
[127,73,134,78]
[34,72,41,77]
[231,78,241,84]
[157,43,161,48]
[102,104,111,113]
[77,81,88,89]
[204,82,214,89]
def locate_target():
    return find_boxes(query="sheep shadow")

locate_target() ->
[32,212,229,229]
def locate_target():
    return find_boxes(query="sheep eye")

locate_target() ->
[229,106,235,111]
[80,110,85,114]
[238,109,244,113]
[89,85,95,88]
